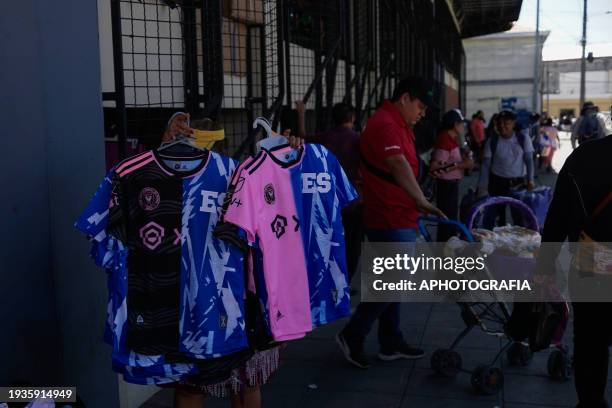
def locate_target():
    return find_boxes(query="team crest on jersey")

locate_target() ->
[270,214,287,239]
[139,187,160,211]
[264,183,275,204]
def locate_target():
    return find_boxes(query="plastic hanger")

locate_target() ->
[254,117,288,151]
[157,112,207,160]
[157,135,207,161]
[254,117,298,162]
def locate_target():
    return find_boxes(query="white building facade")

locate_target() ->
[463,28,548,119]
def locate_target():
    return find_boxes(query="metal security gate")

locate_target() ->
[101,0,465,162]
[103,0,286,161]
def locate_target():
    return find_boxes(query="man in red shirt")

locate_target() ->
[336,76,445,368]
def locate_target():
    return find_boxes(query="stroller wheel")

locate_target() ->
[507,342,533,366]
[547,349,572,381]
[431,349,462,377]
[471,365,504,395]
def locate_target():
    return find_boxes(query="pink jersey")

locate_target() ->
[222,144,357,341]
[223,149,311,341]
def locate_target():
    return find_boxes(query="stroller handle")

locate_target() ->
[465,196,539,231]
[417,216,475,243]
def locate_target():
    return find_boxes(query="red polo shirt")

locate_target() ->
[360,100,420,229]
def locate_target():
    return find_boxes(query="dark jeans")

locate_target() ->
[342,228,416,352]
[483,173,525,228]
[436,179,459,242]
[573,302,612,408]
[342,203,364,282]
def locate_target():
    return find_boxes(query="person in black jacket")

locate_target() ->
[537,133,612,408]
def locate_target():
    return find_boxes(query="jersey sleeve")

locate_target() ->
[106,172,129,244]
[369,123,405,160]
[221,167,259,243]
[331,153,358,209]
[75,169,122,268]
[75,169,114,242]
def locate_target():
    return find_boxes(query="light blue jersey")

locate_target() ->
[292,144,357,325]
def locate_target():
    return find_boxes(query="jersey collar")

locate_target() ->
[152,149,211,177]
[265,144,305,168]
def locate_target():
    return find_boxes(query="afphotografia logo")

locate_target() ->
[139,187,160,211]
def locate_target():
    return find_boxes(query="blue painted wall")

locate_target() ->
[0,1,119,406]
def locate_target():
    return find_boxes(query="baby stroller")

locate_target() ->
[417,196,571,395]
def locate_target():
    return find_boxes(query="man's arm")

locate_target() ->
[477,138,492,196]
[571,117,581,149]
[522,135,535,189]
[384,154,446,218]
[295,100,307,139]
[536,160,574,279]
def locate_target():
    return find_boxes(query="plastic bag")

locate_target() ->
[509,187,553,231]
[472,226,541,256]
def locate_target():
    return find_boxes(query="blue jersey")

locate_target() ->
[222,144,357,338]
[76,151,248,367]
[297,144,357,325]
[76,170,196,384]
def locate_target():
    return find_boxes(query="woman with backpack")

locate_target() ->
[430,109,474,241]
[477,110,535,227]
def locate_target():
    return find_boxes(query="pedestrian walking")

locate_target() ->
[335,76,445,369]
[477,110,535,227]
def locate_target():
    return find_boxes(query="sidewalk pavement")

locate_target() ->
[143,301,586,408]
[142,133,595,408]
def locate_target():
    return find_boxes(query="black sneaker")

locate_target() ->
[335,331,371,369]
[378,342,425,361]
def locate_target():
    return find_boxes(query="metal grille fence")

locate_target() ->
[100,0,465,162]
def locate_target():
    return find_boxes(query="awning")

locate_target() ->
[452,0,523,38]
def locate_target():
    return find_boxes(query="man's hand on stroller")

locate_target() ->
[416,197,447,219]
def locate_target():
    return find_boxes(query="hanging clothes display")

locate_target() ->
[77,133,355,388]
[219,143,358,341]
[76,149,253,385]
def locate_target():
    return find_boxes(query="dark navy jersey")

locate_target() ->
[77,150,248,361]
